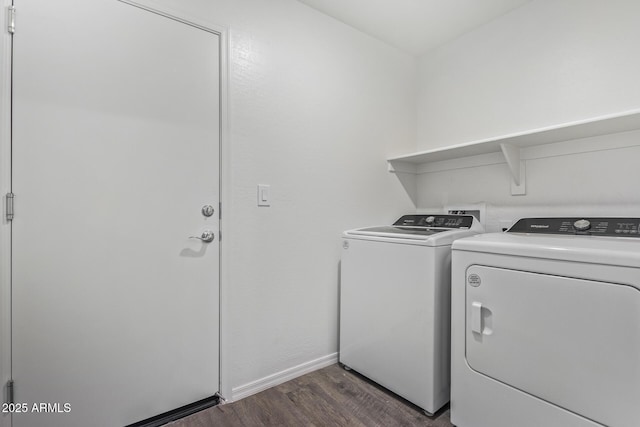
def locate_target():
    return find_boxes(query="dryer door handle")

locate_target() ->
[471,301,483,334]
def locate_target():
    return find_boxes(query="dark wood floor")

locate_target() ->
[168,364,453,426]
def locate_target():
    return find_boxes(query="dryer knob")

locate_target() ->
[574,219,591,231]
[426,216,435,224]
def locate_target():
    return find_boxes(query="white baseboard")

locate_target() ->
[229,352,338,402]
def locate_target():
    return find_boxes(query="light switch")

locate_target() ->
[258,184,270,207]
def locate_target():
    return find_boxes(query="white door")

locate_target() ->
[11,1,221,426]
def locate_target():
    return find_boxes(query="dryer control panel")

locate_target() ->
[393,214,474,229]
[508,217,640,237]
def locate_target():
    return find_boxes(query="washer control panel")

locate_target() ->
[393,214,474,229]
[508,217,640,237]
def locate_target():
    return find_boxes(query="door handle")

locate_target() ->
[470,301,494,336]
[190,230,215,243]
[471,301,483,334]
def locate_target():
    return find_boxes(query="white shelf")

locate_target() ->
[388,109,640,174]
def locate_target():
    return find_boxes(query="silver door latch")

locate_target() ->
[190,230,215,243]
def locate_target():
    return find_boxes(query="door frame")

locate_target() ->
[0,3,231,424]
[1,2,13,427]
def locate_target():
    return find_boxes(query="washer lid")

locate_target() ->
[347,226,446,237]
[344,214,484,246]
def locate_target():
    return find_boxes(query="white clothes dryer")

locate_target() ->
[451,217,640,427]
[340,214,483,415]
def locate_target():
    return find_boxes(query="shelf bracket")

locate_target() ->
[500,143,520,184]
[500,143,526,195]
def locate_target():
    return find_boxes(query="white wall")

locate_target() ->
[414,0,640,220]
[140,0,416,399]
[417,131,640,231]
[417,0,640,150]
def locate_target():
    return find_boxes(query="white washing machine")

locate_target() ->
[340,214,483,415]
[451,217,640,427]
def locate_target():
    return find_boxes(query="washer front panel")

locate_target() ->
[465,265,640,427]
[340,237,449,412]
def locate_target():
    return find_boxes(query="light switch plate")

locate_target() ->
[258,184,270,207]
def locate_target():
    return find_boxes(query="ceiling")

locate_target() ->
[296,0,531,56]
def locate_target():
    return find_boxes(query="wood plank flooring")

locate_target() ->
[167,364,453,426]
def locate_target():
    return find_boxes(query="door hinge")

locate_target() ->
[5,192,14,221]
[6,380,14,405]
[7,6,15,34]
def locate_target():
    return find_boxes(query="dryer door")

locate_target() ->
[465,265,640,427]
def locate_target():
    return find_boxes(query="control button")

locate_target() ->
[426,216,435,224]
[573,219,591,232]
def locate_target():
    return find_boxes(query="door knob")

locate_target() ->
[190,230,215,243]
